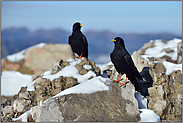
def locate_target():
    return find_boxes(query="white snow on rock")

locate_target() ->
[42,59,96,83]
[52,76,110,98]
[6,43,46,62]
[144,38,181,61]
[83,64,92,69]
[141,38,182,74]
[1,71,32,96]
[163,61,182,75]
[140,109,160,122]
[11,110,31,122]
[3,37,182,122]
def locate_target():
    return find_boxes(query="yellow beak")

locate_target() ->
[111,39,116,42]
[80,24,84,26]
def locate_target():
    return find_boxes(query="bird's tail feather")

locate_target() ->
[130,77,144,95]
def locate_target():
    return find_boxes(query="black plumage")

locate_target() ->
[68,22,88,58]
[110,37,144,94]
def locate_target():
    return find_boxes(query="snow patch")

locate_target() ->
[52,76,110,98]
[144,38,181,61]
[140,109,160,122]
[83,64,92,69]
[1,71,32,96]
[42,63,96,83]
[163,61,182,75]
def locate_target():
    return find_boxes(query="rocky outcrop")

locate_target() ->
[31,83,140,122]
[1,39,182,122]
[130,41,182,122]
[1,43,73,75]
[105,39,182,122]
[2,58,120,122]
[24,44,73,74]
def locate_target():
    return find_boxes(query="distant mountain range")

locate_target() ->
[1,27,182,63]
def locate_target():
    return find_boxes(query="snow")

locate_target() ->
[135,92,160,122]
[163,61,182,75]
[42,59,96,83]
[3,37,182,122]
[1,58,160,122]
[140,38,182,75]
[1,71,32,96]
[6,43,46,62]
[140,109,160,122]
[52,76,110,98]
[144,38,181,61]
[83,64,92,69]
[135,92,147,109]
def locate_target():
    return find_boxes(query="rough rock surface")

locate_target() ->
[24,44,73,74]
[31,83,140,122]
[106,39,182,122]
[1,40,182,122]
[131,41,182,122]
[1,58,109,122]
[177,42,182,64]
[1,43,73,75]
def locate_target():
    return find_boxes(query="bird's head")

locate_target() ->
[111,37,125,47]
[73,22,84,32]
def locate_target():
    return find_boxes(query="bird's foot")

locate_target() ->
[79,53,83,59]
[121,77,127,86]
[114,75,123,82]
[74,54,78,59]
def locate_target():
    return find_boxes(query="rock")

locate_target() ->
[19,92,31,100]
[31,99,64,122]
[131,49,182,122]
[31,75,41,82]
[24,44,73,75]
[160,70,182,121]
[131,51,155,72]
[1,43,73,75]
[177,42,182,64]
[147,85,166,116]
[73,57,101,76]
[137,41,155,55]
[30,83,140,122]
[149,63,166,86]
[13,100,27,113]
[31,75,78,105]
[1,59,21,72]
[50,76,78,96]
[50,58,70,75]
[1,106,13,118]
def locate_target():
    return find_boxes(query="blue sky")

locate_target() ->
[1,1,182,35]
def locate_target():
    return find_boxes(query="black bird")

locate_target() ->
[110,37,144,94]
[68,22,88,58]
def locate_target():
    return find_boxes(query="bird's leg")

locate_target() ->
[121,77,127,86]
[115,74,123,82]
[74,53,78,59]
[79,53,83,59]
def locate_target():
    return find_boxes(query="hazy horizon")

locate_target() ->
[2,26,182,36]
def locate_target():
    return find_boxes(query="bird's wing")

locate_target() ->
[123,51,143,80]
[82,35,88,47]
[68,35,72,45]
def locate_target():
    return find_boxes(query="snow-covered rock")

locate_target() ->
[131,38,182,122]
[2,38,181,122]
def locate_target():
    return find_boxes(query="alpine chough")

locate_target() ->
[110,37,144,94]
[68,22,88,58]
